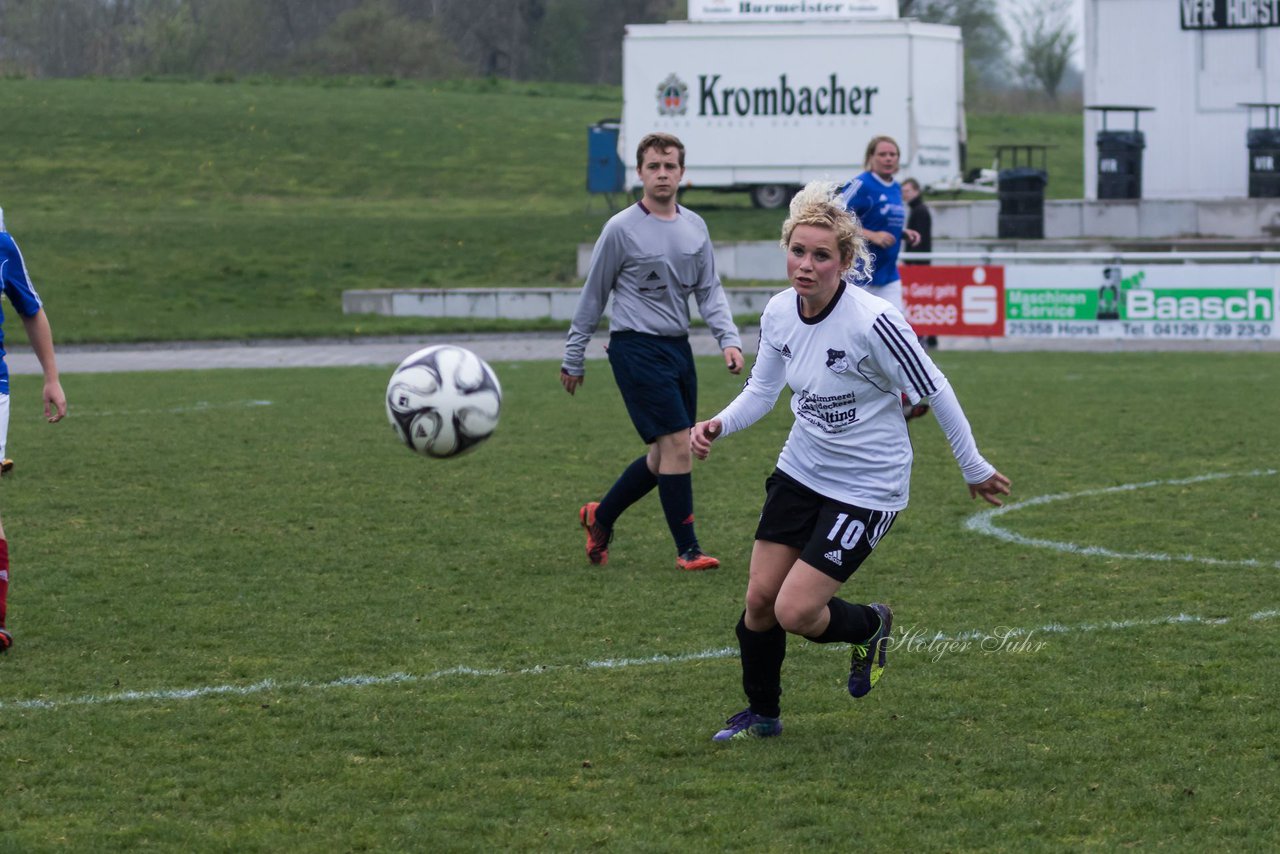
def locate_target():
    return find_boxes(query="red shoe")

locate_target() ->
[0,459,13,476]
[676,548,720,571]
[904,402,930,421]
[0,629,12,653]
[579,502,612,566]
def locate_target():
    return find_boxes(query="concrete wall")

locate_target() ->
[343,286,784,320]
[930,198,1280,241]
[346,248,1280,320]
[571,199,1280,279]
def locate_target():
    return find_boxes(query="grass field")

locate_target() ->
[1,77,1084,345]
[1,349,1276,850]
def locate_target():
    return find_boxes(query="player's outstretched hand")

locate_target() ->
[723,347,744,375]
[560,370,584,396]
[690,419,722,460]
[969,471,1011,506]
[44,379,67,423]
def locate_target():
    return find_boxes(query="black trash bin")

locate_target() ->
[1087,106,1153,200]
[1247,128,1280,198]
[998,167,1047,239]
[1097,130,1145,199]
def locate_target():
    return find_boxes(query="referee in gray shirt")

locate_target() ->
[561,132,743,572]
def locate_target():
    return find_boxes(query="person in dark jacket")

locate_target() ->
[900,178,937,348]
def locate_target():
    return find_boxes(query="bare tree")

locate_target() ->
[422,0,678,83]
[899,0,1010,89]
[293,0,462,78]
[1012,0,1077,102]
[0,0,683,82]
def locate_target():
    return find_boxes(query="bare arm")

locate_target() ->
[20,309,66,422]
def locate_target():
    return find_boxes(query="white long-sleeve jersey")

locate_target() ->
[713,282,995,511]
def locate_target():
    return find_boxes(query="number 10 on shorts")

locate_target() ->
[827,513,866,549]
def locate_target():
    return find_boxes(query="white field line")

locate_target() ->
[965,469,1279,569]
[5,470,1273,712]
[4,610,1279,713]
[75,400,274,418]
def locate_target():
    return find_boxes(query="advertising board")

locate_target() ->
[901,263,1277,341]
[687,0,899,22]
[901,266,1004,337]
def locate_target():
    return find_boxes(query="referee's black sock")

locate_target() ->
[596,455,657,529]
[737,612,786,719]
[806,598,878,645]
[657,472,699,555]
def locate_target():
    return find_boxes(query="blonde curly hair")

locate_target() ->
[779,181,872,281]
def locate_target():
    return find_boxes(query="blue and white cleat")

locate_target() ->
[712,709,783,741]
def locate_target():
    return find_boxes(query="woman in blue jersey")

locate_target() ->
[836,135,919,312]
[839,135,930,419]
[691,182,1009,741]
[0,208,68,654]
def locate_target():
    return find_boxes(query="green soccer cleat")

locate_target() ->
[848,603,893,698]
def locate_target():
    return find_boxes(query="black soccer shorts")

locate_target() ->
[754,469,898,583]
[606,331,697,444]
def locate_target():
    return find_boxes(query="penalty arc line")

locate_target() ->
[964,469,1279,569]
[3,608,1278,713]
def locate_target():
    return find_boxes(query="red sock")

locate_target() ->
[0,539,9,629]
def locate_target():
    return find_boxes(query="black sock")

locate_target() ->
[596,455,657,529]
[805,598,877,645]
[657,472,698,555]
[737,612,786,719]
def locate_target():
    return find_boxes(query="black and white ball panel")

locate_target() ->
[385,345,502,458]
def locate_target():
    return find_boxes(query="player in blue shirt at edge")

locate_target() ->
[837,134,928,420]
[561,133,744,572]
[0,208,69,653]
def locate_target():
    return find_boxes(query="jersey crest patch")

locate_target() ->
[825,348,850,373]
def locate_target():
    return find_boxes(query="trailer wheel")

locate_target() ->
[750,184,792,209]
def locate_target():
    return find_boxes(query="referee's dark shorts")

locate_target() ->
[607,331,697,444]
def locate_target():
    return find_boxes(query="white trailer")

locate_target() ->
[620,20,966,208]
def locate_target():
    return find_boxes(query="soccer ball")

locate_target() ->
[385,345,502,458]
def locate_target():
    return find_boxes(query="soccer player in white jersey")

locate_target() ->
[0,207,69,653]
[690,183,1010,741]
